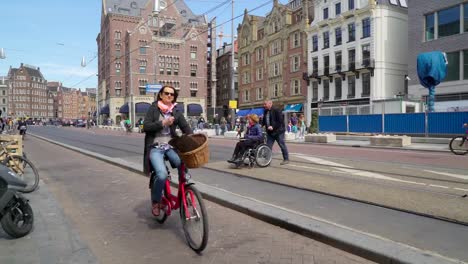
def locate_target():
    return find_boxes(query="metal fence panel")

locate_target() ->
[385,113,425,134]
[428,112,468,134]
[349,114,382,133]
[319,116,347,132]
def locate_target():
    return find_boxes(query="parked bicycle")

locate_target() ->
[151,160,209,253]
[0,141,39,192]
[449,123,468,155]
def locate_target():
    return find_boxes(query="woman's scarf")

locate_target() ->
[158,100,177,114]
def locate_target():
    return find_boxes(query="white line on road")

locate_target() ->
[454,188,468,192]
[429,184,449,189]
[423,170,468,181]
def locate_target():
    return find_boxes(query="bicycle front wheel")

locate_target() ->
[7,156,40,193]
[180,185,209,253]
[449,136,468,155]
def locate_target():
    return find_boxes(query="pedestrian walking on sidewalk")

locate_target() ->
[220,116,227,135]
[262,98,289,165]
[214,113,220,136]
[298,114,306,139]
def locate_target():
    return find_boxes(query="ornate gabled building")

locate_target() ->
[97,0,209,125]
[306,0,410,121]
[0,76,8,117]
[237,0,311,118]
[7,63,53,120]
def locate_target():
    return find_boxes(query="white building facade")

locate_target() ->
[305,0,409,122]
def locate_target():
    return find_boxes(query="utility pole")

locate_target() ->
[230,0,236,129]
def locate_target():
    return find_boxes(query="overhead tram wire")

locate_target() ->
[69,0,273,88]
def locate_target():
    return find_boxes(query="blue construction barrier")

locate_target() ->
[318,111,468,135]
[385,113,425,134]
[318,115,347,132]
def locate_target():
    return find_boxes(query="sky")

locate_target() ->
[0,0,281,90]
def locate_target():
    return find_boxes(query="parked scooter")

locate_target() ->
[0,164,34,238]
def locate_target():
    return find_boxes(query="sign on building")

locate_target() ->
[145,84,162,94]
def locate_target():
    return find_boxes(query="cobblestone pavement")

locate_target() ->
[24,136,374,264]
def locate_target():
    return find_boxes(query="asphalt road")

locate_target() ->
[19,135,372,264]
[26,126,468,262]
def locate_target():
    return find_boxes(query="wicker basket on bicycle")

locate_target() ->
[170,133,209,169]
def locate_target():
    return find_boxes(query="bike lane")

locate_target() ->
[21,136,372,264]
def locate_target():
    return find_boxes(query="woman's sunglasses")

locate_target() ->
[163,91,175,97]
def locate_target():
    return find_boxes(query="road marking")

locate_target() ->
[454,188,468,192]
[423,170,468,181]
[429,184,449,189]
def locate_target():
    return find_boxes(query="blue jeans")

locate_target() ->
[266,132,289,161]
[214,124,220,135]
[149,148,183,203]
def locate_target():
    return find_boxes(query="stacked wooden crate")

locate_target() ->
[0,135,23,161]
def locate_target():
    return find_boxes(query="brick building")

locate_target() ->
[0,77,8,117]
[216,42,238,117]
[97,0,209,125]
[7,63,53,120]
[408,0,468,111]
[237,0,310,120]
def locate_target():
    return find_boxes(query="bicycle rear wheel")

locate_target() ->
[7,156,40,193]
[449,136,468,155]
[180,185,209,253]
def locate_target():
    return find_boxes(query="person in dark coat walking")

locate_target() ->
[143,85,192,216]
[262,98,289,165]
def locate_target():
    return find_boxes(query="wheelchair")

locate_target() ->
[234,137,272,168]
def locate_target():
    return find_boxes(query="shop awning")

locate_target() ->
[119,103,129,113]
[236,109,250,117]
[249,107,264,117]
[135,102,151,113]
[174,102,184,113]
[100,104,109,115]
[283,103,303,113]
[187,103,203,116]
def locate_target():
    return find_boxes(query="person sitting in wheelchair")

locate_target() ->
[227,114,263,164]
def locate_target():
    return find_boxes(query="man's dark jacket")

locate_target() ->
[262,106,285,136]
[143,102,192,175]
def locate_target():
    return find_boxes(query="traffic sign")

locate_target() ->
[146,84,162,93]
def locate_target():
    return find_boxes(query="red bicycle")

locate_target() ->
[151,161,209,252]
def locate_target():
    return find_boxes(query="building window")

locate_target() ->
[445,51,460,81]
[438,6,460,37]
[312,57,318,74]
[190,91,197,97]
[271,40,281,55]
[323,80,329,100]
[349,0,355,10]
[257,87,263,100]
[291,56,300,72]
[348,23,355,42]
[273,83,280,97]
[291,79,301,95]
[272,62,280,76]
[335,52,342,72]
[323,8,329,19]
[312,82,318,101]
[190,64,197,77]
[323,31,329,49]
[257,67,264,80]
[348,49,356,70]
[292,32,301,48]
[362,73,370,96]
[244,90,250,102]
[336,2,341,16]
[243,71,250,84]
[324,55,330,75]
[139,60,147,73]
[464,50,468,80]
[140,46,147,55]
[312,35,318,52]
[115,31,121,39]
[190,46,197,59]
[348,75,355,98]
[335,28,342,46]
[425,13,435,41]
[465,3,468,32]
[335,77,342,99]
[362,18,371,38]
[115,62,121,74]
[139,80,147,95]
[256,48,264,60]
[362,45,370,66]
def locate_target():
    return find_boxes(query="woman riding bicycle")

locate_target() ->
[143,85,192,216]
[227,114,263,165]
